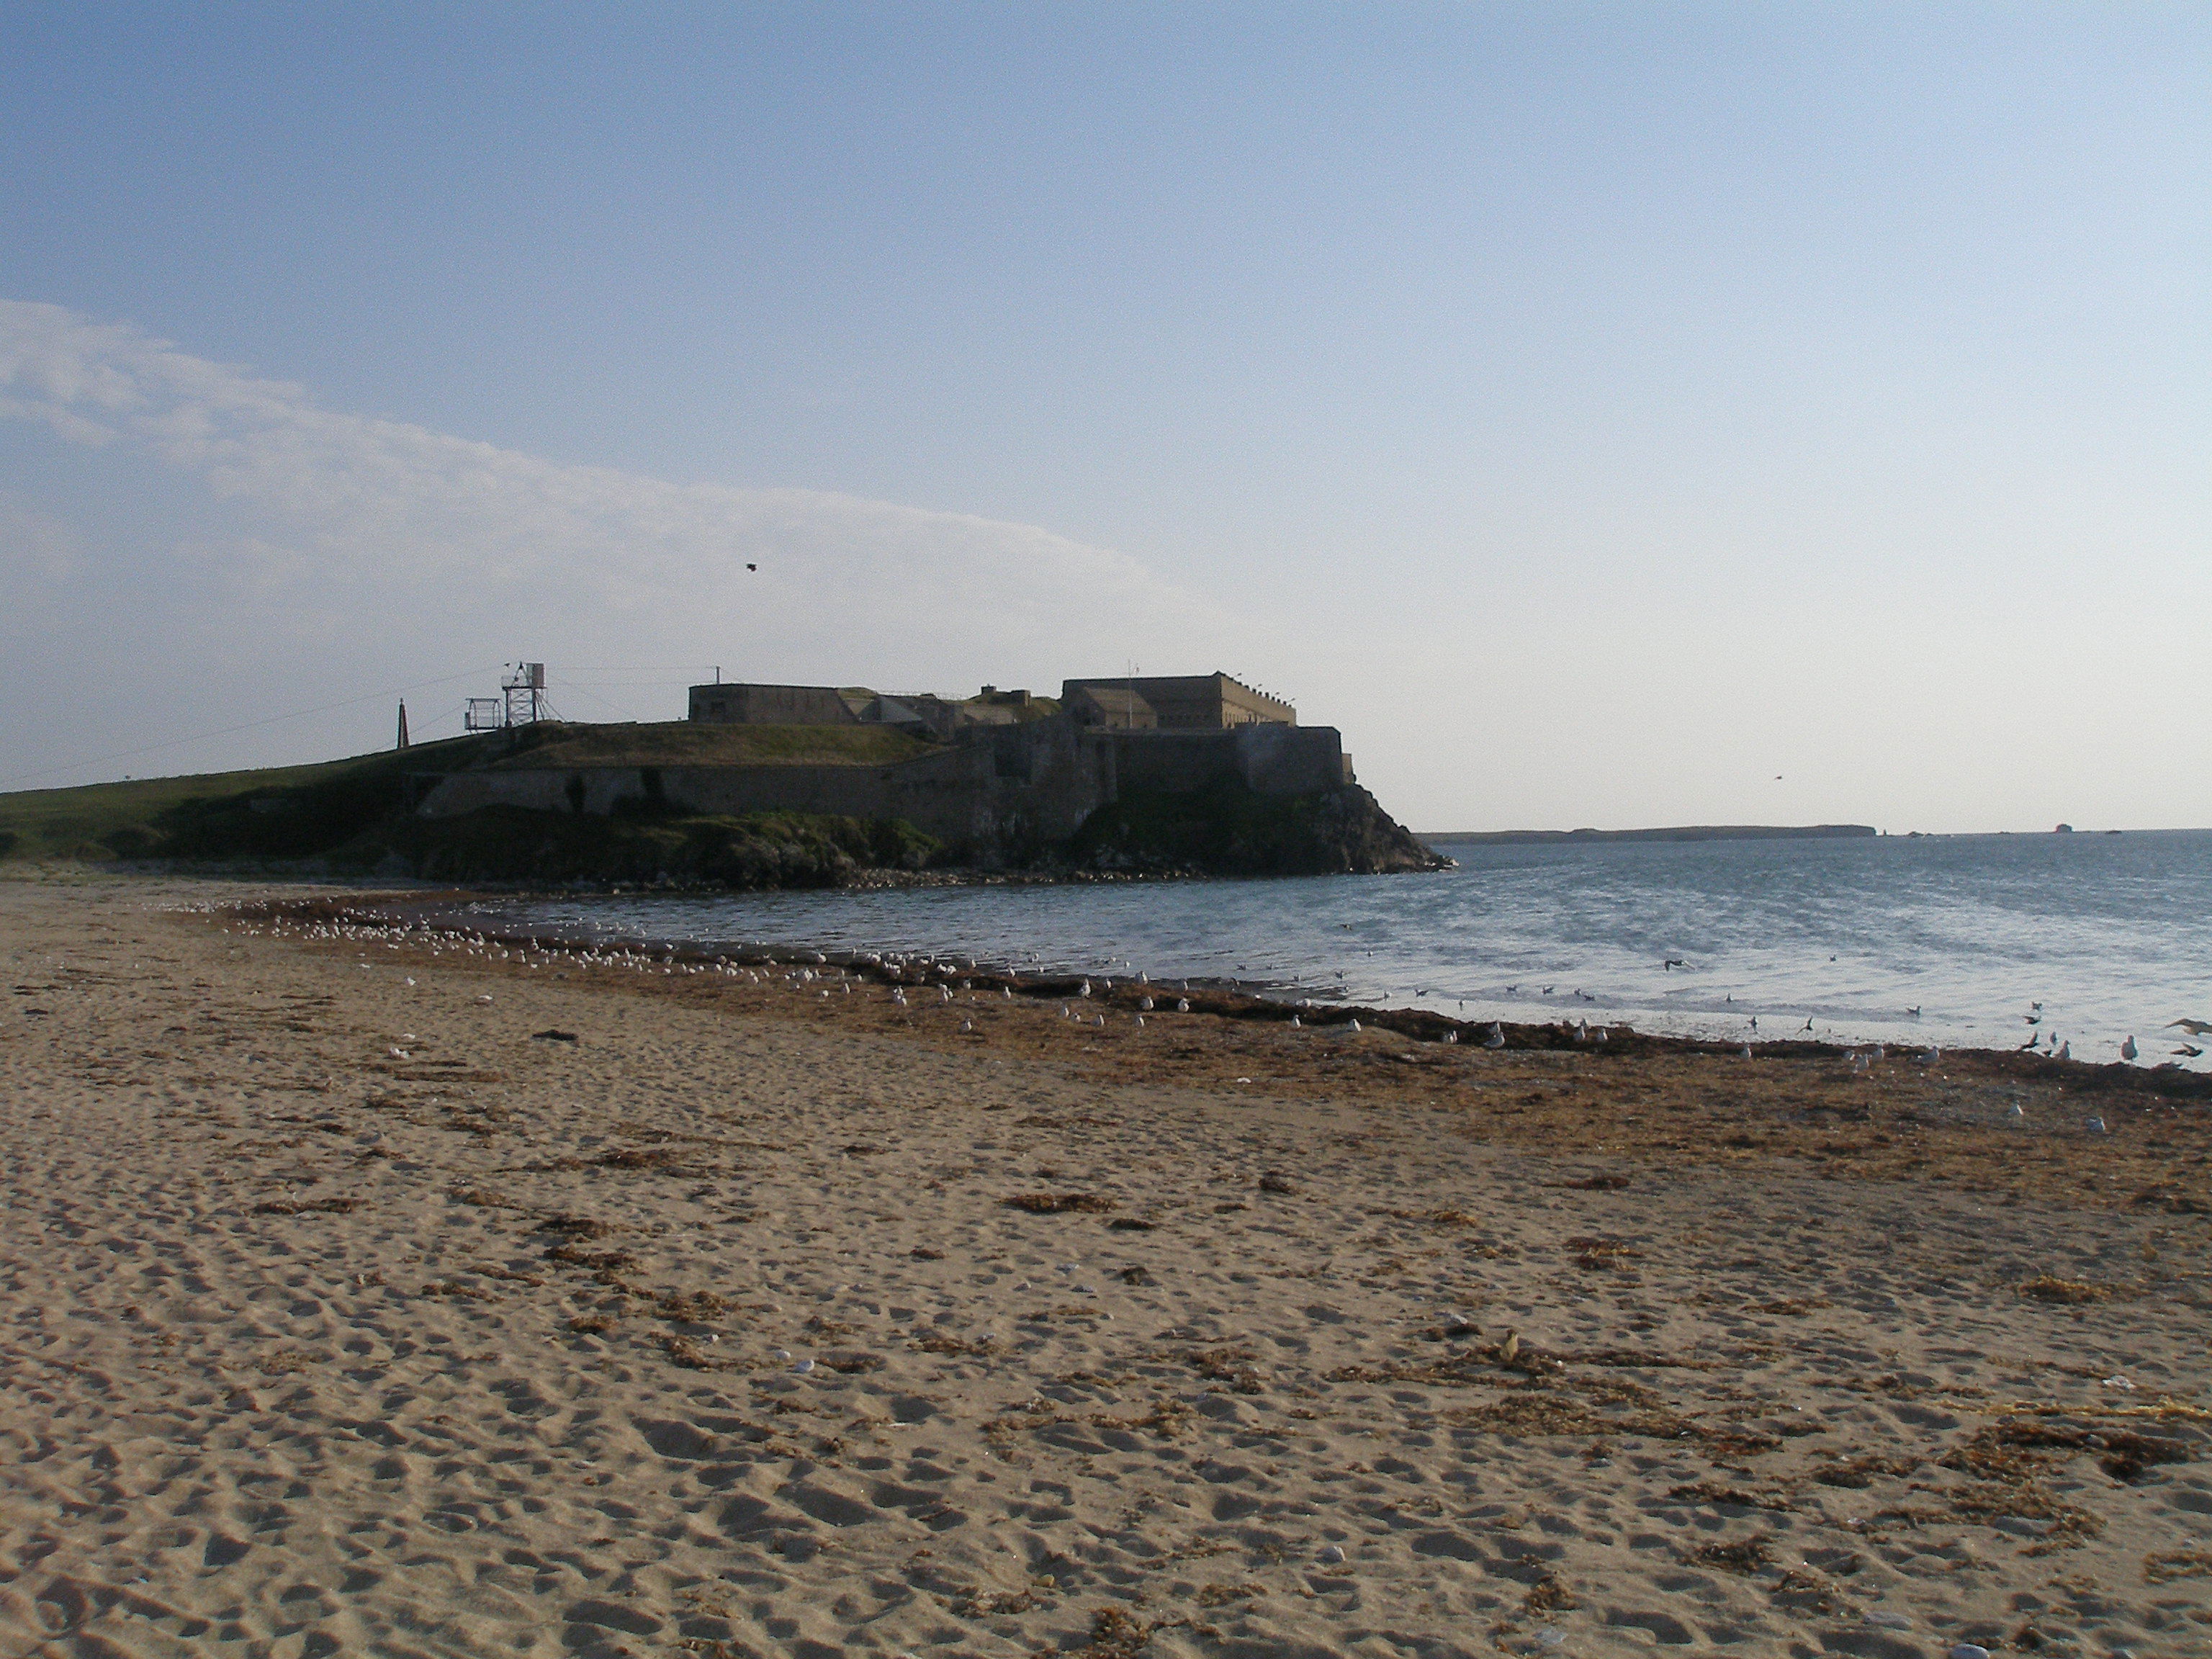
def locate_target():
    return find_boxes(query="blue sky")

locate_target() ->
[1,2,2205,830]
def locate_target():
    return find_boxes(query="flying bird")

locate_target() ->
[746,562,757,571]
[2175,1044,2205,1058]
[2167,1018,2212,1036]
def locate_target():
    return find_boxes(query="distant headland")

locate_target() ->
[1426,824,1879,845]
[0,669,1449,886]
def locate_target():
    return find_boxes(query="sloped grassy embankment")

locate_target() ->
[0,729,937,889]
[0,724,1442,886]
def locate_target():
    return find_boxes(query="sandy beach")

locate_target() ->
[2,874,2208,1659]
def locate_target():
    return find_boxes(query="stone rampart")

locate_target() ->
[413,714,1354,856]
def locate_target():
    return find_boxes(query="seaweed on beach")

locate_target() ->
[2018,1274,2136,1303]
[1002,1192,1118,1213]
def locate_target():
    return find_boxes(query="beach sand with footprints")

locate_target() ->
[3,874,2210,1659]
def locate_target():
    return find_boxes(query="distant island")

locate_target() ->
[1426,824,1879,845]
[0,670,1448,886]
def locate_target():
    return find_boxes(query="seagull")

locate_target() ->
[1749,1017,1758,1033]
[2167,1018,2212,1036]
[1542,985,1555,994]
[1483,1023,1506,1049]
[1801,1017,1815,1033]
[2175,1044,2204,1058]
[1347,1019,1362,1033]
[2055,1040,2071,1061]
[2121,1035,2139,1062]
[2024,1015,2041,1026]
[1737,1045,1753,1060]
[1906,1006,1920,1017]
[1917,1047,1940,1064]
[1663,958,1685,971]
[745,562,757,571]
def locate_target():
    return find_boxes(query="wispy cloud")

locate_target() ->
[0,298,1223,763]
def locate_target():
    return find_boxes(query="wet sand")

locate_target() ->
[2,875,2208,1659]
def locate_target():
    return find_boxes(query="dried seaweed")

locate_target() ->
[655,1289,732,1322]
[1002,1192,1118,1213]
[2144,1550,2212,1584]
[2018,1274,2136,1304]
[1686,1537,1772,1574]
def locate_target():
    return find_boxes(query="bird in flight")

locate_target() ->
[2168,1017,2212,1036]
[746,562,757,571]
[2175,1043,2205,1058]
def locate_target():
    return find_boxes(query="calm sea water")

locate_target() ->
[473,830,2212,1066]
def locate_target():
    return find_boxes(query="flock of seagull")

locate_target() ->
[1468,959,2208,1070]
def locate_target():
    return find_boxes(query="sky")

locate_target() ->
[1,1,2205,833]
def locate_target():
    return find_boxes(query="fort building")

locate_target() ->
[687,682,860,726]
[1060,673,1293,730]
[421,669,1349,859]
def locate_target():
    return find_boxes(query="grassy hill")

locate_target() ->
[0,722,935,868]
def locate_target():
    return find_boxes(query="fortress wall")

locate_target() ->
[1107,724,1346,796]
[413,716,1352,853]
[413,717,1115,853]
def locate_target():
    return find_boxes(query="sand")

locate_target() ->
[1,874,2208,1659]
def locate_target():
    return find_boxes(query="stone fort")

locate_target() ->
[418,671,1354,858]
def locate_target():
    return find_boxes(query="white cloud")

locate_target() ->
[0,297,1227,772]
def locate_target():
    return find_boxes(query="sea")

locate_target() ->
[466,829,2212,1068]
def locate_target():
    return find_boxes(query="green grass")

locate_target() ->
[0,729,942,884]
[0,735,495,864]
[487,721,934,769]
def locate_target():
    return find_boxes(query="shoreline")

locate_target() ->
[4,873,2210,1658]
[242,887,2212,1108]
